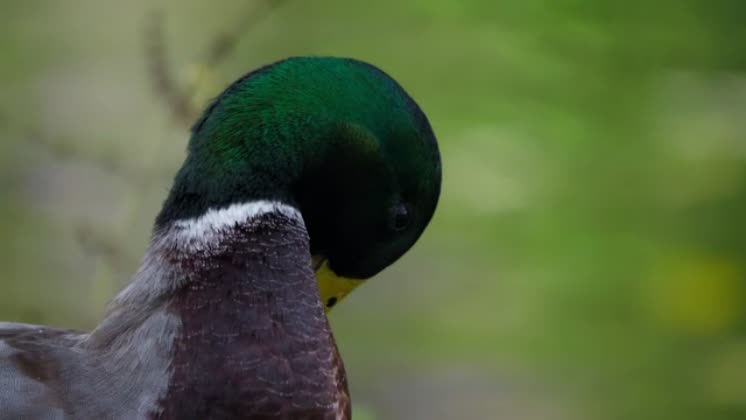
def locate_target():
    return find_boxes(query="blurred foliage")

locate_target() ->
[1,0,746,419]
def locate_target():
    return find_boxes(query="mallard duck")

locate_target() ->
[0,56,441,419]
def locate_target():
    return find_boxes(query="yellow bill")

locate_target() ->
[313,256,365,313]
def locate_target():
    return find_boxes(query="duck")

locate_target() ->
[0,56,441,420]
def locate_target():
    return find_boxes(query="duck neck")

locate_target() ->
[94,201,347,416]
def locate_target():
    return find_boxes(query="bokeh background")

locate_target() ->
[2,1,746,419]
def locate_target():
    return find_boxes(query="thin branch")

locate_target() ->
[145,11,196,125]
[204,0,288,66]
[145,1,288,126]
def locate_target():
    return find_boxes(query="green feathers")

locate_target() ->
[157,56,441,280]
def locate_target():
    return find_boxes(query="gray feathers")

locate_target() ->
[0,309,179,419]
[0,240,182,420]
[0,203,349,420]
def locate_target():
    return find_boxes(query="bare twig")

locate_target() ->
[204,0,288,66]
[145,11,197,125]
[145,0,287,126]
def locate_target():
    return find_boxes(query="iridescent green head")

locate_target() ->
[156,56,441,307]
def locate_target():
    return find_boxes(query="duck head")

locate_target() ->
[155,56,441,311]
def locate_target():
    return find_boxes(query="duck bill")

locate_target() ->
[313,256,365,313]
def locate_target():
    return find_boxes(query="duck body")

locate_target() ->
[1,204,348,419]
[0,57,440,419]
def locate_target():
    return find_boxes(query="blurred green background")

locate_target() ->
[2,1,746,419]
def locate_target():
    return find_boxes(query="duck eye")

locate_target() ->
[389,203,412,232]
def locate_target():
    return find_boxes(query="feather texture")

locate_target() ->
[0,205,349,419]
